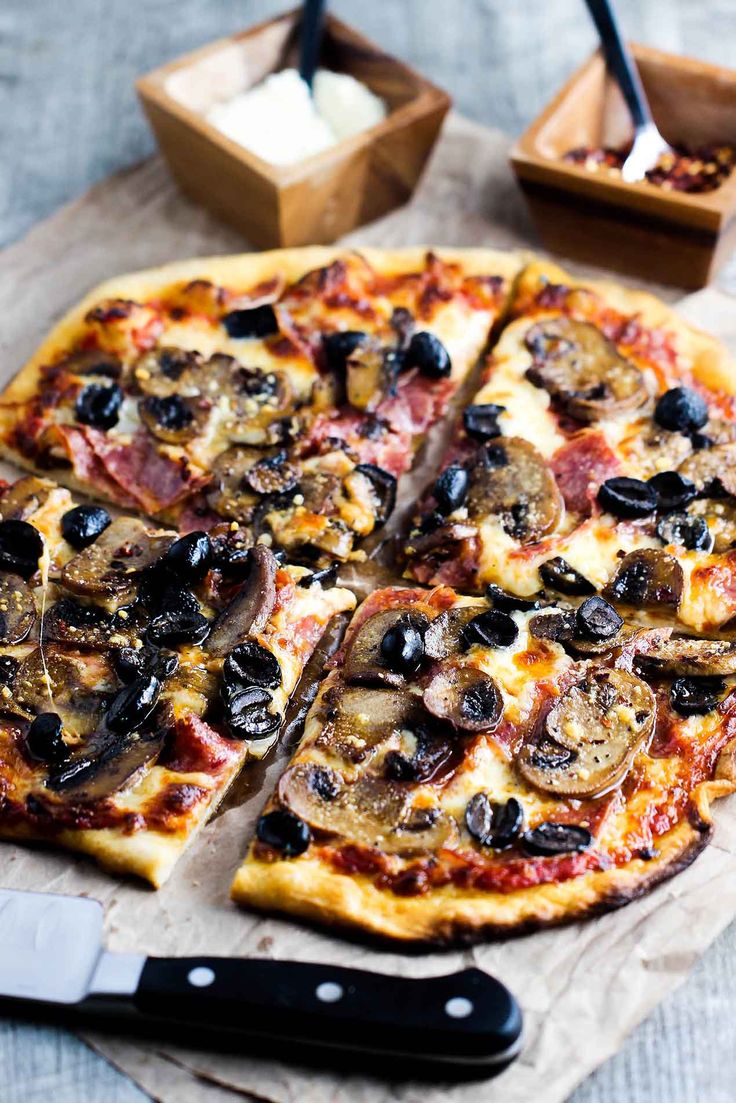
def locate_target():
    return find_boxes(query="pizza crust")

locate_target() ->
[232,770,733,945]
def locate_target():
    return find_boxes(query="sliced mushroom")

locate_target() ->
[342,607,429,687]
[622,426,693,479]
[61,518,174,599]
[423,605,488,660]
[525,318,648,421]
[139,393,210,445]
[56,349,123,379]
[278,764,457,854]
[466,438,563,543]
[0,574,36,644]
[15,648,116,736]
[129,347,205,397]
[423,663,503,732]
[220,361,295,446]
[384,727,455,783]
[407,521,478,559]
[635,636,736,677]
[0,476,55,521]
[604,548,684,609]
[264,503,354,561]
[242,451,299,496]
[518,668,655,798]
[346,343,393,411]
[206,545,277,657]
[678,443,736,497]
[42,597,141,650]
[205,447,265,521]
[316,684,422,764]
[690,499,736,553]
[46,729,164,802]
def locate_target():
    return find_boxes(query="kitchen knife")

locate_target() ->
[0,888,522,1079]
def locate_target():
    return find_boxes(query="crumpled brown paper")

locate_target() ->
[1,113,735,1103]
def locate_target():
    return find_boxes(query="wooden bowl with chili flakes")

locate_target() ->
[510,44,736,289]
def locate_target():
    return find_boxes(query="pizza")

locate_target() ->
[404,259,736,635]
[0,247,517,565]
[0,472,353,885]
[2,246,736,944]
[232,583,736,943]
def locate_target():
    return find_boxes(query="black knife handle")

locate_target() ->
[134,960,521,1073]
[583,0,650,128]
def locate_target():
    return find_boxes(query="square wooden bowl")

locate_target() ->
[510,44,736,289]
[136,9,450,249]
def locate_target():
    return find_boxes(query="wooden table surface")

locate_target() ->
[2,2,736,1100]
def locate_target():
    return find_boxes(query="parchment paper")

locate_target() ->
[1,113,735,1103]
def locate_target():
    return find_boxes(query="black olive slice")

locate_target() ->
[522,823,593,857]
[648,471,697,512]
[670,676,726,716]
[598,476,657,519]
[346,464,397,527]
[256,809,311,856]
[62,518,174,597]
[16,648,115,736]
[61,504,112,550]
[518,668,655,798]
[323,330,368,373]
[147,607,210,648]
[158,531,212,583]
[0,519,44,579]
[656,511,713,552]
[635,636,736,677]
[223,640,282,690]
[423,605,488,660]
[466,437,563,543]
[539,556,596,596]
[139,393,206,445]
[343,607,430,686]
[46,729,165,801]
[423,664,503,732]
[604,548,683,609]
[278,764,457,854]
[654,387,709,433]
[465,793,524,849]
[105,673,162,734]
[403,331,451,379]
[0,655,19,689]
[206,545,278,657]
[575,595,623,641]
[461,609,518,650]
[242,452,299,497]
[298,564,339,588]
[463,403,505,442]
[75,382,123,430]
[678,443,736,498]
[112,645,179,684]
[689,498,736,553]
[42,597,139,651]
[0,476,54,522]
[224,685,281,739]
[525,318,647,421]
[318,685,422,764]
[222,305,278,339]
[485,583,541,613]
[0,574,36,645]
[433,464,469,515]
[25,712,68,766]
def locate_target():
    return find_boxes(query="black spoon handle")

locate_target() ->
[134,959,522,1076]
[299,0,326,90]
[583,0,651,128]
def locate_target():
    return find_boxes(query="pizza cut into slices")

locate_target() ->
[403,258,736,634]
[0,247,519,565]
[0,473,354,886]
[231,583,736,944]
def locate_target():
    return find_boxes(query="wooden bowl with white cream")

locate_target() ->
[136,9,451,248]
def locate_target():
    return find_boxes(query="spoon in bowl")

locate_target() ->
[299,0,326,91]
[583,0,673,182]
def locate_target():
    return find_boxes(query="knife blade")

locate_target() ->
[0,888,523,1078]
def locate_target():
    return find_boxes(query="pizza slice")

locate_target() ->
[232,583,736,944]
[403,258,736,634]
[0,474,354,886]
[0,247,518,564]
